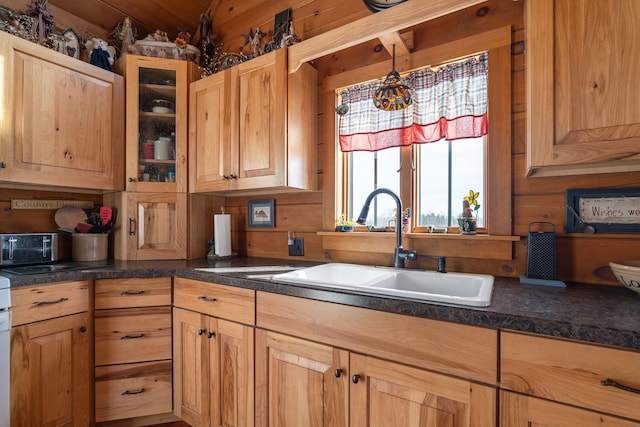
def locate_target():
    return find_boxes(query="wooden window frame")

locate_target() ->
[323,26,512,237]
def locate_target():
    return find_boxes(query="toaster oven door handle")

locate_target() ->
[8,237,17,260]
[42,236,51,258]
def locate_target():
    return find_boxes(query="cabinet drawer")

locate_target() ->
[95,307,172,365]
[11,281,89,326]
[95,277,172,309]
[95,360,172,422]
[501,331,640,422]
[174,277,255,324]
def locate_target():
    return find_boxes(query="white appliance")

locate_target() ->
[0,275,10,427]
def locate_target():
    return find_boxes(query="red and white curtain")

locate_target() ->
[338,53,488,152]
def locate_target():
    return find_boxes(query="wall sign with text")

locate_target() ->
[566,188,640,234]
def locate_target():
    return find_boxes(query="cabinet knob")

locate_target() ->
[0,161,6,168]
[198,328,206,336]
[207,331,215,339]
[79,326,87,333]
[229,174,237,180]
[352,374,361,384]
[334,369,342,378]
[128,177,135,182]
[222,175,229,181]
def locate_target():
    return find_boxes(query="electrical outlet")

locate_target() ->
[288,237,304,256]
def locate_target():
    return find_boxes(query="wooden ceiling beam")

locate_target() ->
[287,0,486,73]
[378,31,411,57]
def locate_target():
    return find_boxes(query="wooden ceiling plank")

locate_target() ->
[287,0,486,73]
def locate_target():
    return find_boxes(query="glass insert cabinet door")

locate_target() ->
[125,57,192,193]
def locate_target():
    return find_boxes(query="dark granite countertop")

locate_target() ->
[2,257,639,351]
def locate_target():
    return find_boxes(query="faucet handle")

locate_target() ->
[405,250,418,261]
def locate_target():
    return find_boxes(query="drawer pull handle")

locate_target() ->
[601,378,640,395]
[35,297,69,306]
[198,296,217,303]
[121,290,145,295]
[121,334,145,340]
[121,388,145,395]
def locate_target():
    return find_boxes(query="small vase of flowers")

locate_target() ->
[335,214,356,232]
[458,190,480,234]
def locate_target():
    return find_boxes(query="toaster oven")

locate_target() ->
[0,233,59,266]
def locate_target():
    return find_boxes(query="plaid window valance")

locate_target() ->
[338,53,488,152]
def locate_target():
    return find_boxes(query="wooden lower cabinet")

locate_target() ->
[501,391,640,427]
[173,307,254,427]
[94,277,174,423]
[255,329,495,427]
[10,280,90,427]
[350,353,496,427]
[255,329,349,427]
[10,312,91,427]
[501,331,640,424]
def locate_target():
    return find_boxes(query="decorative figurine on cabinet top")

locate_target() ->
[62,28,80,59]
[86,37,116,71]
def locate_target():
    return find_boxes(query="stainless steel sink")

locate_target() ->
[271,263,494,307]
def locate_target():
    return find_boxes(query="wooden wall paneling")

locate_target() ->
[0,0,111,40]
[557,236,637,285]
[188,193,226,259]
[210,0,369,54]
[512,194,566,237]
[512,112,526,155]
[225,192,324,260]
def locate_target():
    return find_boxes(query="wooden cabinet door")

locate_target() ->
[174,308,210,427]
[0,31,124,190]
[10,312,90,427]
[350,353,496,427]
[255,329,348,427]
[124,56,197,193]
[189,67,236,193]
[527,0,640,176]
[215,319,254,427]
[501,391,640,427]
[234,49,287,190]
[174,309,254,427]
[122,191,187,260]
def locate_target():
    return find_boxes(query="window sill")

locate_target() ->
[318,231,520,260]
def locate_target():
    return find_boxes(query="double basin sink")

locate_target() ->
[198,263,494,307]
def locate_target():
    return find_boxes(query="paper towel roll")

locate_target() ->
[214,214,232,256]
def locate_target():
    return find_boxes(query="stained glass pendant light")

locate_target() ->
[373,44,413,111]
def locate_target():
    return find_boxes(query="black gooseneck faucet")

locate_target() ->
[356,188,418,268]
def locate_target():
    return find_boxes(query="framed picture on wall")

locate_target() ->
[248,199,275,228]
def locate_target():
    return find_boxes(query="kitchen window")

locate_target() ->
[338,54,488,231]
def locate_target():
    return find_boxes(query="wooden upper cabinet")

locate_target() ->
[123,55,199,192]
[189,48,317,194]
[0,31,124,190]
[526,0,640,176]
[189,67,236,193]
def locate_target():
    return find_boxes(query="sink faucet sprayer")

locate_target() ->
[356,188,418,268]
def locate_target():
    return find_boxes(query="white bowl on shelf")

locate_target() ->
[150,99,175,114]
[609,260,640,295]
